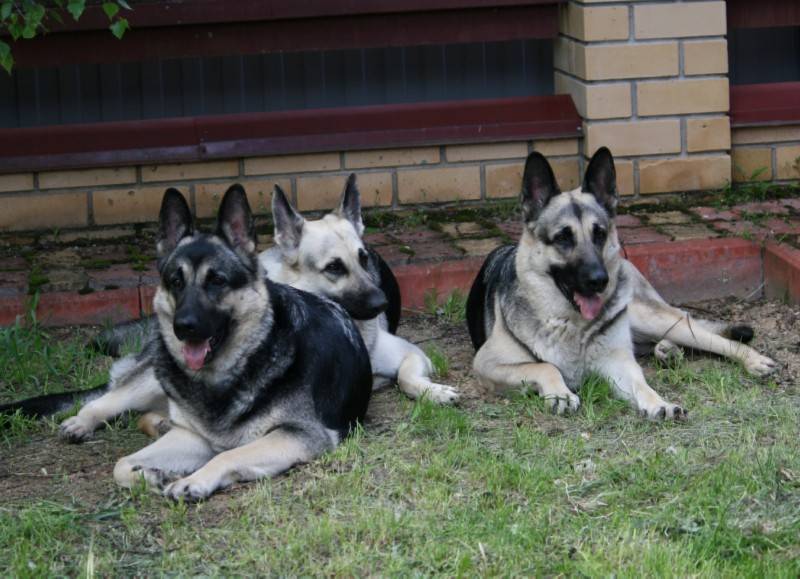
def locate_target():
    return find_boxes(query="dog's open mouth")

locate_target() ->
[573,292,604,321]
[181,333,223,371]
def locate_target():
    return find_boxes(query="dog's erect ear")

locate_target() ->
[583,147,618,216]
[216,184,257,254]
[334,173,365,237]
[520,152,561,223]
[272,184,305,263]
[157,188,193,258]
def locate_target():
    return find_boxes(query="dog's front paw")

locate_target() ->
[743,353,778,377]
[163,476,215,502]
[59,415,99,443]
[130,465,178,490]
[545,392,581,415]
[654,339,683,363]
[423,382,461,404]
[639,403,687,421]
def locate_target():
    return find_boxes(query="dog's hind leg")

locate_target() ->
[162,425,331,502]
[114,426,216,491]
[372,331,460,404]
[630,299,777,377]
[473,335,580,414]
[60,361,166,443]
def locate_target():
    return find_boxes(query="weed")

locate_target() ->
[424,289,468,323]
[424,344,450,378]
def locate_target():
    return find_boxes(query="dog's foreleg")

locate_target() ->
[473,339,580,414]
[372,331,460,404]
[59,365,166,443]
[630,301,777,377]
[162,426,327,502]
[114,426,215,491]
[596,348,686,420]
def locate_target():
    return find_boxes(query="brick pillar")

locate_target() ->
[555,1,732,196]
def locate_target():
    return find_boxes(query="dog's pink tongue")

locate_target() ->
[182,340,210,371]
[574,293,603,321]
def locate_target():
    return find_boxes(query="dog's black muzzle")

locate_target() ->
[339,287,388,320]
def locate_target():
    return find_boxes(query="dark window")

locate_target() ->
[729,26,800,85]
[0,39,553,129]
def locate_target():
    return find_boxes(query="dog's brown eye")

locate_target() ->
[324,259,348,276]
[593,225,607,247]
[170,273,184,291]
[358,249,369,269]
[553,228,574,247]
[207,271,228,287]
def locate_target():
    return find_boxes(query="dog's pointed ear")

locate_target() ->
[157,188,193,258]
[520,152,561,223]
[272,184,305,263]
[583,147,618,216]
[334,173,365,237]
[216,184,257,254]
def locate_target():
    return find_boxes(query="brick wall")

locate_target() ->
[555,0,731,196]
[0,139,580,231]
[732,126,800,184]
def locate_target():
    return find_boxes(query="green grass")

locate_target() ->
[1,320,799,576]
[424,344,450,379]
[424,289,468,323]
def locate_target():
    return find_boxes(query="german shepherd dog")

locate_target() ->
[261,174,460,404]
[467,148,777,419]
[7,186,373,501]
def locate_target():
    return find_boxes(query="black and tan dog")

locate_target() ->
[467,148,776,419]
[12,185,373,501]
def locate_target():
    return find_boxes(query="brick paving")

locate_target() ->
[3,194,800,324]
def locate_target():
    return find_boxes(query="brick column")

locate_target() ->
[555,1,731,196]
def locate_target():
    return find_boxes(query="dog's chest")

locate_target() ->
[513,316,591,387]
[169,401,279,452]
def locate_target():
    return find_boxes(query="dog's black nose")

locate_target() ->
[584,268,609,294]
[174,313,200,341]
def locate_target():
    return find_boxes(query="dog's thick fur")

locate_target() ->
[103,186,370,500]
[467,148,777,418]
[260,175,459,404]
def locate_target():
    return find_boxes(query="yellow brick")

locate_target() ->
[297,172,393,211]
[584,42,678,80]
[560,5,629,41]
[585,120,681,157]
[0,192,87,231]
[732,126,800,145]
[486,162,522,199]
[345,147,439,169]
[555,73,631,119]
[686,117,731,152]
[732,148,772,182]
[776,145,800,180]
[39,167,136,190]
[637,78,729,116]
[614,159,634,196]
[0,173,34,193]
[446,142,528,162]
[683,40,728,75]
[533,138,580,157]
[635,2,726,39]
[398,166,480,204]
[195,179,290,218]
[141,160,239,183]
[244,153,340,176]
[552,159,581,191]
[639,155,731,194]
[94,186,188,225]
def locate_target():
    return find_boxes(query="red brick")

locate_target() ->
[0,270,28,296]
[764,243,800,304]
[393,257,485,310]
[140,285,158,316]
[88,265,140,290]
[409,241,463,262]
[392,228,446,245]
[734,201,790,216]
[615,214,643,228]
[0,295,26,326]
[363,232,395,246]
[712,221,771,242]
[497,221,524,240]
[618,228,670,245]
[689,206,738,222]
[763,218,800,236]
[36,288,140,326]
[625,238,762,304]
[371,245,412,268]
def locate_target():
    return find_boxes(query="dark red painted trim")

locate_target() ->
[728,0,800,29]
[764,243,800,304]
[0,95,582,174]
[37,0,566,33]
[11,4,559,67]
[730,82,800,127]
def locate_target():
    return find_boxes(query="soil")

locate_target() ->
[1,298,798,508]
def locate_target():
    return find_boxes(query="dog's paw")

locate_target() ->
[640,403,687,421]
[163,476,215,502]
[545,392,581,415]
[59,415,99,443]
[408,381,461,404]
[130,465,177,490]
[654,339,683,363]
[743,353,778,377]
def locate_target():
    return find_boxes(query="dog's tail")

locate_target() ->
[0,383,110,423]
[695,319,755,344]
[89,316,156,358]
